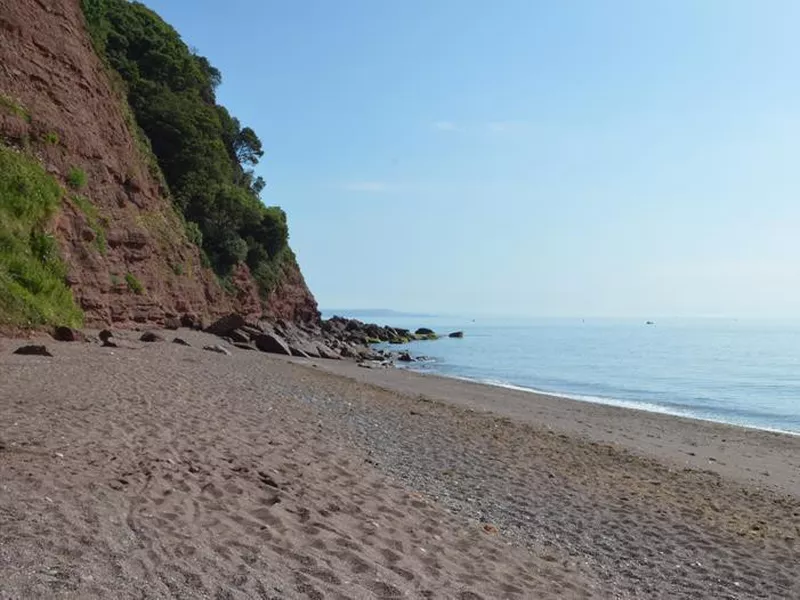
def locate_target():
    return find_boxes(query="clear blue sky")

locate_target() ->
[142,0,800,317]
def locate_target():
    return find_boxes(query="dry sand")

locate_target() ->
[1,330,798,599]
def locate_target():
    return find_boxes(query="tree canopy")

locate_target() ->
[82,0,290,295]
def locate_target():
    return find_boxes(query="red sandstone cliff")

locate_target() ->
[0,0,318,326]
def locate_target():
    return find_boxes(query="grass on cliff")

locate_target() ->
[0,145,83,328]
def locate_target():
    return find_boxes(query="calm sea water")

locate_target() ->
[325,314,800,435]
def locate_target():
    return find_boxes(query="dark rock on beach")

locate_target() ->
[205,313,246,337]
[448,331,464,338]
[254,333,292,356]
[13,345,53,357]
[140,331,164,343]
[53,326,86,342]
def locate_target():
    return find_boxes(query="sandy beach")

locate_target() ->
[1,330,798,599]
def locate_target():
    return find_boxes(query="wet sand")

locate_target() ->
[1,330,798,599]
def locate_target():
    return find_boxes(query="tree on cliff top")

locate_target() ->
[81,0,289,296]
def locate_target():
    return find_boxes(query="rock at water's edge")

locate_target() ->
[448,331,464,338]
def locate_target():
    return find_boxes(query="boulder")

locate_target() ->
[448,331,464,338]
[254,333,292,356]
[140,331,164,342]
[203,344,231,356]
[398,351,414,362]
[233,342,257,351]
[172,337,191,346]
[345,319,364,332]
[164,317,181,330]
[205,313,246,337]
[180,313,202,329]
[98,329,114,343]
[13,345,53,357]
[315,343,341,360]
[339,344,358,358]
[289,340,320,358]
[52,326,86,342]
[289,346,311,358]
[239,324,264,339]
[227,329,251,344]
[415,328,435,335]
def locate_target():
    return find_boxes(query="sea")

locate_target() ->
[323,313,800,436]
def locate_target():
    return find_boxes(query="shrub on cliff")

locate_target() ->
[0,146,83,328]
[81,0,289,295]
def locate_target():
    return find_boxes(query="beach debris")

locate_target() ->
[13,344,53,357]
[140,331,164,342]
[164,316,181,330]
[172,337,191,346]
[448,331,464,338]
[203,344,231,355]
[254,332,291,355]
[52,326,86,342]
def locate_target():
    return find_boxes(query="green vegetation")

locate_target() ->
[0,145,82,328]
[71,195,107,255]
[0,94,30,122]
[81,0,292,296]
[67,167,87,190]
[43,132,60,145]
[170,262,184,276]
[110,273,120,286]
[416,333,439,341]
[124,272,144,294]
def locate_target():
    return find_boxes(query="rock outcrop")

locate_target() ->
[0,0,318,329]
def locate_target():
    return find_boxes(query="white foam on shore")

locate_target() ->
[438,373,800,437]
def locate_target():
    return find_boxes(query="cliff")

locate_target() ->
[0,0,318,328]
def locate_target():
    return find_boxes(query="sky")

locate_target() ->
[142,0,800,318]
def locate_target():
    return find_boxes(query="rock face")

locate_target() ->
[0,0,318,329]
